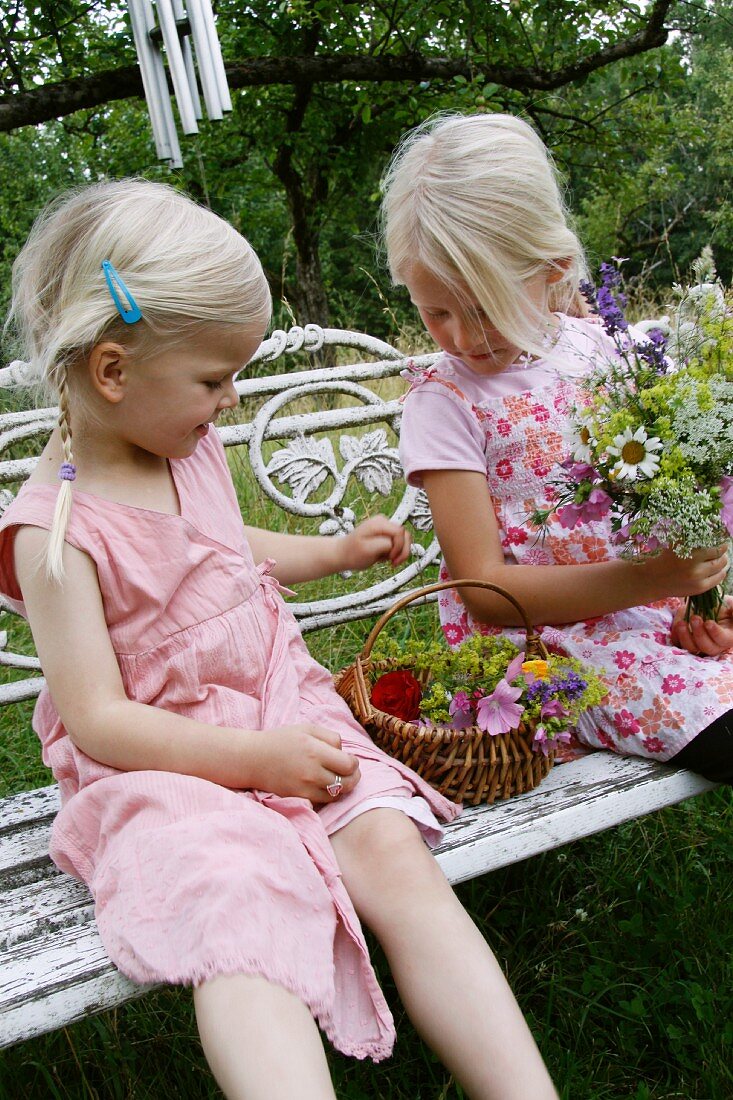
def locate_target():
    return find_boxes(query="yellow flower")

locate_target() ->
[521,659,549,680]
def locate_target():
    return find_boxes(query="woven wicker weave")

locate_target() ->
[334,579,555,805]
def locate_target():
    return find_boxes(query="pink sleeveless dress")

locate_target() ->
[0,430,459,1061]
[399,314,733,763]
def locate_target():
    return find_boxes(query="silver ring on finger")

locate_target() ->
[326,775,344,799]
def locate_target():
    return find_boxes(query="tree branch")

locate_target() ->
[0,1,675,134]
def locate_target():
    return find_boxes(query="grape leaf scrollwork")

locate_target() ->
[339,430,401,494]
[265,429,402,504]
[265,436,338,503]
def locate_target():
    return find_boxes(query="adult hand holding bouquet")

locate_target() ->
[533,252,733,648]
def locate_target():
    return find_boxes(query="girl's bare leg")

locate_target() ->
[330,809,558,1100]
[194,972,336,1100]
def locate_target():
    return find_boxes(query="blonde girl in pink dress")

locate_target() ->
[0,180,558,1100]
[383,112,733,781]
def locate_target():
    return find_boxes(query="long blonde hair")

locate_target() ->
[7,179,271,581]
[380,112,587,355]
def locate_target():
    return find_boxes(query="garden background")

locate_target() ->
[0,2,732,1097]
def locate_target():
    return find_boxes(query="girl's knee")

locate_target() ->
[331,808,450,915]
[332,807,429,867]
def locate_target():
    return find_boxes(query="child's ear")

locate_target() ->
[547,258,572,285]
[87,342,131,404]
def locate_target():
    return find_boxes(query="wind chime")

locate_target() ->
[126,0,232,168]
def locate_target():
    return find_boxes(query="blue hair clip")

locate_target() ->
[101,259,143,325]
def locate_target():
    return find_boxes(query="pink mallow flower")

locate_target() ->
[557,503,584,530]
[505,651,526,683]
[582,487,613,521]
[449,691,474,729]
[610,522,632,546]
[720,476,733,537]
[540,698,569,720]
[533,726,572,756]
[476,679,524,736]
[557,488,612,529]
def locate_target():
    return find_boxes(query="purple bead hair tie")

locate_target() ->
[58,462,77,482]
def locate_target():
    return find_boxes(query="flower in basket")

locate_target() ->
[531,251,733,621]
[371,633,605,755]
[371,669,422,722]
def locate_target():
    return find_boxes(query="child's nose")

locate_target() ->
[218,378,239,409]
[455,316,485,353]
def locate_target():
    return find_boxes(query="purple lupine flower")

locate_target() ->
[526,679,550,704]
[579,280,597,309]
[596,284,629,337]
[599,262,624,289]
[635,327,668,373]
[558,672,588,700]
[528,673,586,706]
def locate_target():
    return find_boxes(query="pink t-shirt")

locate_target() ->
[399,314,617,485]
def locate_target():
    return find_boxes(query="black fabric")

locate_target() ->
[669,710,733,785]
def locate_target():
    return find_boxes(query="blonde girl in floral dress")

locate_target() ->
[383,112,733,781]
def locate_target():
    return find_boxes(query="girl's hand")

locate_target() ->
[340,515,411,571]
[670,595,733,656]
[645,543,730,600]
[249,723,361,803]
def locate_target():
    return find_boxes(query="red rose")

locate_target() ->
[371,670,422,722]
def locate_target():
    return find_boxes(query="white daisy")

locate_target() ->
[567,407,598,463]
[607,426,663,480]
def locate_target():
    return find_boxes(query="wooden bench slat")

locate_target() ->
[1,922,149,1047]
[0,814,58,875]
[0,866,91,940]
[0,784,59,831]
[434,754,714,884]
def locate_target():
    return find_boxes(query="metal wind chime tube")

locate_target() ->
[127,0,183,166]
[154,0,198,134]
[172,0,203,122]
[185,0,224,119]
[126,0,232,168]
[198,0,233,112]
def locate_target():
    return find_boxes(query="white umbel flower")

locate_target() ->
[607,426,663,480]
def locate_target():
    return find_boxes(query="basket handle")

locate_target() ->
[359,579,546,661]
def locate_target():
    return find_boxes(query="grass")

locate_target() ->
[2,371,732,1098]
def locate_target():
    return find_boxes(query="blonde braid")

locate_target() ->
[46,365,75,583]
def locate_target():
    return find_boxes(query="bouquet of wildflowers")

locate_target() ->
[370,632,605,755]
[532,252,733,620]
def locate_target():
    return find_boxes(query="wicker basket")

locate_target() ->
[334,579,554,805]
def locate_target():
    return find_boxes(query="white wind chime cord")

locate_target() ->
[126,0,232,169]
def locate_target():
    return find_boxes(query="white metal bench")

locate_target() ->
[0,324,715,1049]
